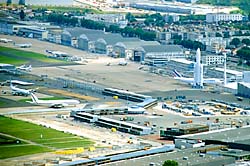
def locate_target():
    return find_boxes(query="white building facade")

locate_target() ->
[206,13,243,23]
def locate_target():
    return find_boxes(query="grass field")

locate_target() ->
[0,46,66,65]
[0,116,94,159]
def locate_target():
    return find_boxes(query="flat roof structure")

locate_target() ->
[178,126,250,151]
[103,145,235,166]
[214,68,242,76]
[73,112,151,135]
[171,58,194,65]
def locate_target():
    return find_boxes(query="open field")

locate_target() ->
[0,116,94,159]
[0,46,66,66]
[0,145,50,159]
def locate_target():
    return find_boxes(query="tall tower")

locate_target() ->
[223,52,227,86]
[19,0,25,5]
[193,48,203,88]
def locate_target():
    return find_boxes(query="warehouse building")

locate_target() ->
[112,40,159,60]
[179,126,250,151]
[72,112,151,135]
[18,27,48,39]
[143,45,185,66]
[160,124,209,139]
[237,82,250,98]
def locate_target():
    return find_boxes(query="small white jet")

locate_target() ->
[30,93,80,108]
[10,84,34,96]
[173,70,222,85]
[17,64,32,72]
[0,38,13,43]
[14,42,32,48]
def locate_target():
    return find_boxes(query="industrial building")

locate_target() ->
[71,107,128,116]
[175,139,205,149]
[179,126,250,151]
[143,45,185,66]
[237,82,250,98]
[18,27,48,39]
[58,145,175,166]
[160,124,209,139]
[113,40,160,61]
[103,145,235,166]
[206,13,243,23]
[61,28,140,56]
[72,112,152,135]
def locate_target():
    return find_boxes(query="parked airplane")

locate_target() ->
[14,42,32,48]
[16,64,32,72]
[10,84,34,96]
[10,80,34,86]
[173,70,222,85]
[1,80,34,86]
[30,93,80,108]
[0,38,13,43]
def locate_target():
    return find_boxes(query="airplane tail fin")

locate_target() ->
[173,70,182,78]
[30,93,39,104]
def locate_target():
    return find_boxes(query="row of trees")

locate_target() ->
[237,47,250,66]
[230,38,250,47]
[45,13,156,41]
[237,47,250,60]
[47,14,78,26]
[173,37,206,51]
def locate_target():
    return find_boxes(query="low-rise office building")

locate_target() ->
[206,13,243,23]
[201,54,225,66]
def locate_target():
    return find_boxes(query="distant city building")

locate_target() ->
[130,3,194,14]
[176,0,197,3]
[156,32,172,43]
[84,14,128,28]
[201,54,224,66]
[164,14,180,23]
[206,13,243,23]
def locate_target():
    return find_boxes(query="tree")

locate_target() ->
[126,12,136,22]
[6,0,12,6]
[242,38,250,46]
[20,10,25,21]
[230,38,241,47]
[163,160,178,166]
[215,32,222,37]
